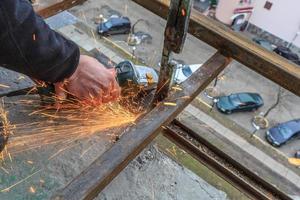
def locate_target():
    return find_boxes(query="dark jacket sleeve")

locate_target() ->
[0,0,80,83]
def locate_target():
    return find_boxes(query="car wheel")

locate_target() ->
[252,107,258,112]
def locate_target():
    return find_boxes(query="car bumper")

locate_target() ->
[266,131,280,147]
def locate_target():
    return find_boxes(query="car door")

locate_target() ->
[108,25,119,35]
[246,102,257,111]
[237,102,251,112]
[113,22,127,34]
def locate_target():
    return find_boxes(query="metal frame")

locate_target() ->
[50,0,300,199]
[37,0,87,18]
[163,120,292,200]
[52,53,230,200]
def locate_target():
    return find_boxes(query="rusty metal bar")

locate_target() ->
[52,52,230,200]
[152,0,192,104]
[132,0,300,97]
[163,120,293,200]
[36,0,87,18]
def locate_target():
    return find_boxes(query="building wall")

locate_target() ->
[216,0,254,25]
[249,0,300,48]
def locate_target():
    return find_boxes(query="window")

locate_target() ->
[264,1,273,10]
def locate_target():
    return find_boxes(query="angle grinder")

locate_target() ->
[0,60,158,152]
[115,60,158,112]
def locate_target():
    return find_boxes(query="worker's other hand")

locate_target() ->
[54,55,121,106]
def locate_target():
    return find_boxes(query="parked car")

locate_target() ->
[273,46,300,65]
[215,93,264,114]
[252,37,275,51]
[173,63,203,84]
[98,16,131,36]
[266,119,300,147]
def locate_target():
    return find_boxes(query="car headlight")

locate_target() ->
[266,131,270,136]
[273,141,280,146]
[220,107,226,112]
[213,98,219,103]
[99,30,104,33]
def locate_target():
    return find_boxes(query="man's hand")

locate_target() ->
[54,55,121,105]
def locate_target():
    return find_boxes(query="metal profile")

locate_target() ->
[132,0,300,97]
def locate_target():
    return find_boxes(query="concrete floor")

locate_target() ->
[96,145,228,200]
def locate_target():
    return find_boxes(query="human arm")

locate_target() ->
[0,0,120,103]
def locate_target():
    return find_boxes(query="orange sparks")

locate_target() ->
[3,100,138,156]
[172,86,182,91]
[29,186,36,193]
[27,160,34,165]
[163,102,177,106]
[180,96,190,99]
[0,83,10,88]
[0,90,144,194]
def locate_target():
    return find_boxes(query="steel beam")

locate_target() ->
[36,0,87,18]
[52,52,231,200]
[132,0,300,97]
[163,120,293,200]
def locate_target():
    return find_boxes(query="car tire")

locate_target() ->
[252,108,258,112]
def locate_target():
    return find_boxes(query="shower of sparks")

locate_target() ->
[0,94,139,194]
[4,101,138,156]
[0,7,153,192]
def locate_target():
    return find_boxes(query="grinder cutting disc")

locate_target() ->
[115,60,158,113]
[0,121,8,153]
